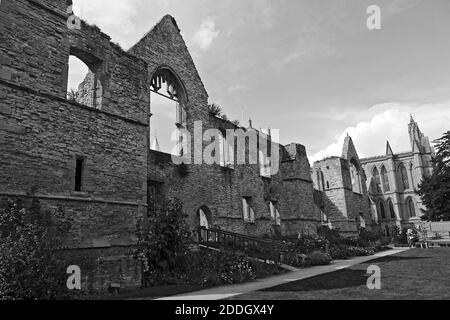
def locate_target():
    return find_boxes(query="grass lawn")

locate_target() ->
[229,248,450,300]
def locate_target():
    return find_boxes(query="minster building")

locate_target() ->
[360,116,434,235]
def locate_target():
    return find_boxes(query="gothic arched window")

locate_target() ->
[407,198,416,218]
[350,159,362,194]
[378,201,386,220]
[399,164,410,190]
[373,167,382,193]
[150,67,187,155]
[381,166,390,192]
[388,199,396,219]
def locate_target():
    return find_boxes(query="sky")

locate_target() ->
[68,0,450,163]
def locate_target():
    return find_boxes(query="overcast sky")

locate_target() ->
[69,0,450,163]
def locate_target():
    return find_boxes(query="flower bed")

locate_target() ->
[142,248,286,288]
[278,227,390,267]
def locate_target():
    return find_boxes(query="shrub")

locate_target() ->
[133,198,191,287]
[308,251,331,266]
[358,228,382,243]
[292,235,330,254]
[281,252,310,267]
[328,245,350,260]
[317,226,343,245]
[0,198,74,300]
[432,232,443,240]
[329,245,378,260]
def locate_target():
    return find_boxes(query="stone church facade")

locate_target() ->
[360,117,434,236]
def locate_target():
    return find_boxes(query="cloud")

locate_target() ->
[192,18,220,50]
[388,0,423,14]
[309,100,450,164]
[73,0,139,48]
[67,56,89,91]
[272,41,339,68]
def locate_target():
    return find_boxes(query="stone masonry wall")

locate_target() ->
[132,15,320,238]
[0,0,324,291]
[313,157,360,234]
[0,0,149,289]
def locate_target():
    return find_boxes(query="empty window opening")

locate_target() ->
[242,197,255,223]
[74,157,85,191]
[381,166,390,192]
[219,131,234,168]
[67,52,103,109]
[407,198,416,218]
[388,199,396,219]
[372,167,382,193]
[350,159,362,194]
[378,201,386,220]
[269,201,281,226]
[359,213,366,228]
[259,149,271,178]
[150,69,187,156]
[399,164,410,190]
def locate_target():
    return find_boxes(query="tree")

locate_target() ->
[67,89,80,102]
[133,198,191,287]
[231,120,240,127]
[207,103,223,117]
[418,131,450,221]
[0,198,73,299]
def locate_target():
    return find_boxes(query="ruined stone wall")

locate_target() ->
[132,15,319,238]
[0,0,149,289]
[147,142,319,238]
[0,0,323,291]
[279,144,321,236]
[313,158,359,234]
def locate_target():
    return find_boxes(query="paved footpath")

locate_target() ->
[156,248,409,300]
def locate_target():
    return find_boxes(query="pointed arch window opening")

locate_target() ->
[199,208,209,229]
[381,166,390,192]
[407,198,416,218]
[149,68,187,155]
[269,201,281,226]
[219,131,235,169]
[378,201,386,220]
[409,163,415,189]
[388,199,396,220]
[350,159,363,194]
[399,164,410,190]
[373,167,382,194]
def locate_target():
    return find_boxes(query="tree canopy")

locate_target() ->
[418,131,450,221]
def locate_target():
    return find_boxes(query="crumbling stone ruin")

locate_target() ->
[1,0,429,290]
[0,0,322,289]
[312,136,372,235]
